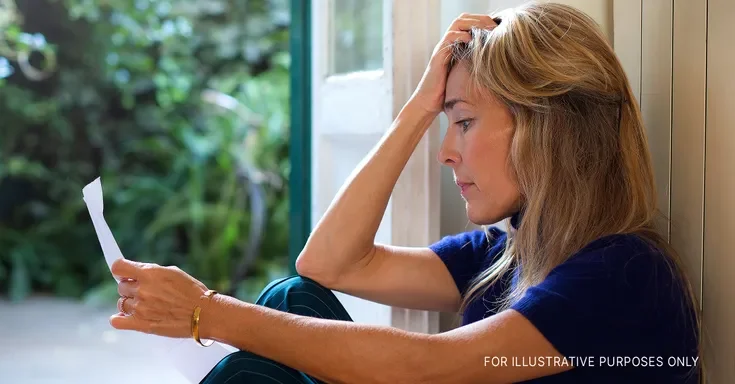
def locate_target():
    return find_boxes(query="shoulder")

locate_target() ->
[568,232,662,262]
[527,232,690,324]
[560,233,676,290]
[510,233,698,362]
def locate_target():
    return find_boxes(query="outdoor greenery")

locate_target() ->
[0,0,292,305]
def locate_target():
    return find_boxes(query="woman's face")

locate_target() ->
[439,64,521,225]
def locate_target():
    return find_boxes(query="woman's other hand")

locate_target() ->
[109,258,209,338]
[409,13,497,115]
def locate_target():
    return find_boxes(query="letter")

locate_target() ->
[556,356,568,367]
[484,356,490,367]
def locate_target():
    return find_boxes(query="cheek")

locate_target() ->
[464,135,514,188]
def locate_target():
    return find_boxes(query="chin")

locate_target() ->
[465,203,502,226]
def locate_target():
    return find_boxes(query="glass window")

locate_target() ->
[329,0,383,74]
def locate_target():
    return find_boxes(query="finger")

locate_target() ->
[117,296,137,315]
[450,17,482,32]
[457,13,498,26]
[444,30,472,45]
[110,313,148,333]
[117,279,139,298]
[117,296,127,314]
[451,15,497,32]
[434,32,470,64]
[474,13,498,26]
[110,258,149,281]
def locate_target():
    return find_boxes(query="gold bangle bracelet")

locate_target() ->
[191,289,218,347]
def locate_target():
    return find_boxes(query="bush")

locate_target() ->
[0,0,292,304]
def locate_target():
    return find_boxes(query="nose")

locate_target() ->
[437,130,461,167]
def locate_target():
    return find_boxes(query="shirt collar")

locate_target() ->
[510,209,523,230]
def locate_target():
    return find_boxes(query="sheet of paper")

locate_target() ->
[83,177,237,384]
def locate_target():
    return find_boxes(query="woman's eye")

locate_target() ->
[455,119,474,132]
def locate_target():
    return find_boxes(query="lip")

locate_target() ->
[456,182,474,195]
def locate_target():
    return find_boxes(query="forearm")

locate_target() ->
[296,102,437,280]
[203,294,440,384]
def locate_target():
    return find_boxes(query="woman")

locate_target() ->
[110,3,701,383]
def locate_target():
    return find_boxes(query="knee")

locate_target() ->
[254,275,352,321]
[201,351,250,384]
[255,275,329,307]
[201,350,298,384]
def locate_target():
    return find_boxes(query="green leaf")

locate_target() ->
[6,156,49,178]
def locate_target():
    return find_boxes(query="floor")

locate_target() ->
[0,296,189,384]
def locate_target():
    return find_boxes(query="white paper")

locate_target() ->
[83,177,236,384]
[82,178,124,281]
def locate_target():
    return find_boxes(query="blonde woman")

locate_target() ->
[110,2,701,383]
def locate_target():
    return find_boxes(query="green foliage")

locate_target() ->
[0,0,292,303]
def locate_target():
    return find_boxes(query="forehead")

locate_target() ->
[445,64,472,100]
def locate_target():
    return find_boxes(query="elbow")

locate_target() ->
[294,253,316,277]
[294,238,322,276]
[294,252,337,287]
[294,252,318,278]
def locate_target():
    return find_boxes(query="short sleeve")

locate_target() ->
[509,234,691,359]
[429,228,507,296]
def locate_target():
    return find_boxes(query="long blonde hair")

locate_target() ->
[450,1,702,379]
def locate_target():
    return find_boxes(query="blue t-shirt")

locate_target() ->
[429,214,700,383]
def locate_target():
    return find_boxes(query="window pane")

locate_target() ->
[329,0,383,74]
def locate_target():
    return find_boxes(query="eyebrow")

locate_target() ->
[443,98,471,111]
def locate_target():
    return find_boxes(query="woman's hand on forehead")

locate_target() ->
[409,13,497,115]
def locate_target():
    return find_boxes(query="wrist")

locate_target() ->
[403,97,440,121]
[399,99,440,132]
[198,292,226,342]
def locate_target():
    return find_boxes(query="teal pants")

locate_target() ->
[199,275,353,384]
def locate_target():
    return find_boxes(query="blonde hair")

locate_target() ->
[450,1,702,380]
